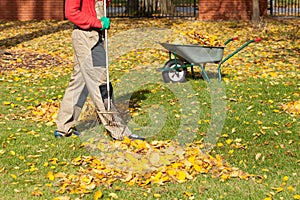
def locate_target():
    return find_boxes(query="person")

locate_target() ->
[54,0,144,141]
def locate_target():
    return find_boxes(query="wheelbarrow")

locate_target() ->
[157,37,262,82]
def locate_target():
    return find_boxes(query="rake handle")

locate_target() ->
[103,0,110,111]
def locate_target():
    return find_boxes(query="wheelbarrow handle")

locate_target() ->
[254,38,263,42]
[217,38,263,81]
[224,36,239,45]
[220,38,263,66]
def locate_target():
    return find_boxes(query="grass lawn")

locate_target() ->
[0,18,299,200]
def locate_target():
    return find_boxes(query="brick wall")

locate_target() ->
[199,0,268,21]
[0,0,65,21]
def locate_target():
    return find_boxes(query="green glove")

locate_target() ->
[100,17,110,30]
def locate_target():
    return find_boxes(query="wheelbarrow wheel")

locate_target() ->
[162,59,187,83]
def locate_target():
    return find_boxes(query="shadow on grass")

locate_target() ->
[115,89,151,121]
[0,20,41,32]
[75,89,152,134]
[0,21,72,49]
[185,67,228,81]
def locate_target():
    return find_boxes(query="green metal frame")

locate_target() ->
[160,51,194,72]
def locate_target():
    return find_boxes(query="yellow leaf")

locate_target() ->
[71,156,82,165]
[11,174,17,179]
[193,164,202,172]
[94,190,103,200]
[287,186,295,192]
[263,198,272,200]
[282,176,289,181]
[122,136,131,145]
[294,195,300,199]
[257,120,263,125]
[46,171,55,181]
[3,101,11,105]
[217,142,224,147]
[153,193,161,198]
[276,187,284,193]
[151,172,162,182]
[31,191,43,196]
[226,139,232,145]
[272,187,284,193]
[183,191,193,197]
[27,105,35,110]
[269,72,277,77]
[188,155,196,164]
[177,171,186,181]
[221,174,230,181]
[166,169,176,176]
[132,112,139,117]
[114,186,121,191]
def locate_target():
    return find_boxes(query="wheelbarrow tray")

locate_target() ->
[160,43,225,64]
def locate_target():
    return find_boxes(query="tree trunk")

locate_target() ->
[160,0,176,15]
[141,0,158,15]
[252,0,260,24]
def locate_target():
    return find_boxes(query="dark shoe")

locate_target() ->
[54,130,68,138]
[128,134,145,141]
[54,128,81,138]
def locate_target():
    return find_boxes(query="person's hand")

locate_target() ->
[100,17,110,30]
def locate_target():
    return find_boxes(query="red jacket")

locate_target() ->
[65,0,102,29]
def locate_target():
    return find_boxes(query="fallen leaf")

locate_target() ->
[94,190,103,200]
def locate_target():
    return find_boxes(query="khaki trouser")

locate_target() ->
[55,29,132,140]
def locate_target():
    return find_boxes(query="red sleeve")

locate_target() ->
[65,0,102,29]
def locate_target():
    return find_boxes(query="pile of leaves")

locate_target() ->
[50,138,251,195]
[180,30,222,46]
[0,50,67,71]
[26,100,60,126]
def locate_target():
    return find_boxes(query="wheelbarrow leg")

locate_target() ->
[200,64,210,82]
[218,64,222,82]
[191,65,195,79]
